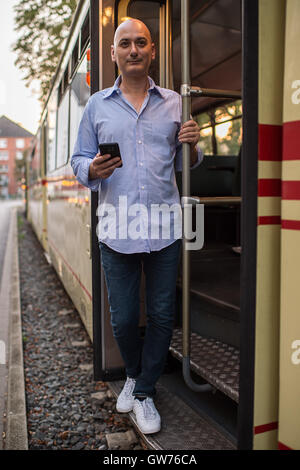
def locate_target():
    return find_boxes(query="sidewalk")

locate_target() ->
[0,207,28,450]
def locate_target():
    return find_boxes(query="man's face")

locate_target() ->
[111,20,155,78]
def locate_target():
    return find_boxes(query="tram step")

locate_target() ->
[169,328,239,403]
[176,245,240,348]
[108,380,236,450]
[176,287,240,348]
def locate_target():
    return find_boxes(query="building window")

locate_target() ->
[16,139,25,149]
[0,174,8,184]
[0,164,8,172]
[0,151,9,160]
[16,151,23,160]
[0,139,7,149]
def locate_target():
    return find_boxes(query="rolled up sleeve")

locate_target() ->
[174,98,204,172]
[175,142,203,172]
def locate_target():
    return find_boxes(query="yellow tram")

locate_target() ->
[26,0,300,450]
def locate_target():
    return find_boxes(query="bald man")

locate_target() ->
[71,19,203,435]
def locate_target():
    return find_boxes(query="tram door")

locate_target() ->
[97,0,243,415]
[123,0,243,434]
[96,0,170,379]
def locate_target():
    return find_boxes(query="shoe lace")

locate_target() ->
[141,398,157,419]
[123,377,135,396]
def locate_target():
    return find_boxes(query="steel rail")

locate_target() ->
[180,0,212,393]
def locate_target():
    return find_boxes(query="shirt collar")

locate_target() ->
[103,75,164,99]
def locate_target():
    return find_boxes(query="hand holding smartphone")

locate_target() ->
[89,143,122,180]
[99,142,123,167]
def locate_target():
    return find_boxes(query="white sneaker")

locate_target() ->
[116,377,136,413]
[133,397,161,434]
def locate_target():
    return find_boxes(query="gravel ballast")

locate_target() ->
[18,212,144,450]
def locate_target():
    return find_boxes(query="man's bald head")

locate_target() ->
[111,18,155,78]
[113,19,152,48]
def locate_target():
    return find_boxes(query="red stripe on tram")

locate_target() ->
[258,179,281,197]
[283,121,300,160]
[259,124,282,161]
[258,216,281,225]
[281,219,300,231]
[282,181,300,200]
[278,441,293,450]
[254,421,278,435]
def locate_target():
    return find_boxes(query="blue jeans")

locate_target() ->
[99,240,181,398]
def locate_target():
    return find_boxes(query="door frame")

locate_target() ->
[237,0,258,450]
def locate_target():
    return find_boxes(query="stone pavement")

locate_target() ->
[0,200,26,450]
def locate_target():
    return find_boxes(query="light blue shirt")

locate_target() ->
[71,76,203,254]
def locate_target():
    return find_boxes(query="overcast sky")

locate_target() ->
[0,0,41,135]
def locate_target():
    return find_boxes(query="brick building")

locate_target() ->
[0,115,34,198]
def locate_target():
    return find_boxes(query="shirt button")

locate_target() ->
[141,186,145,189]
[138,140,142,144]
[140,162,143,166]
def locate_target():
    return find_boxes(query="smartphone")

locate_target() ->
[98,142,123,167]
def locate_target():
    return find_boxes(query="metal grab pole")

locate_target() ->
[181,0,212,393]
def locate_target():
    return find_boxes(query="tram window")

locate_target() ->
[42,119,47,175]
[127,1,160,85]
[80,12,90,55]
[58,81,62,105]
[56,89,70,168]
[195,100,242,156]
[63,67,69,96]
[47,89,58,173]
[37,130,42,178]
[69,50,90,162]
[71,37,79,76]
[195,111,212,154]
[30,130,41,182]
[215,101,242,155]
[199,127,213,155]
[172,0,242,111]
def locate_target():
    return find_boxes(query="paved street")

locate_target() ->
[0,200,23,449]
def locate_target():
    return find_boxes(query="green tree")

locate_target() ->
[216,102,242,155]
[195,101,242,156]
[13,0,78,103]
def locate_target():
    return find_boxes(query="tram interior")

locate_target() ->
[124,0,242,445]
[175,0,241,437]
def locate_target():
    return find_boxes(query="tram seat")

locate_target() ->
[176,154,240,198]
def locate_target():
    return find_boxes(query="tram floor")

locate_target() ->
[159,355,238,443]
[110,355,237,450]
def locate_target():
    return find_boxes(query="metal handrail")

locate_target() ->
[181,0,212,393]
[181,85,241,100]
[180,0,242,393]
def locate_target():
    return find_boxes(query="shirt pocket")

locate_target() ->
[152,121,178,146]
